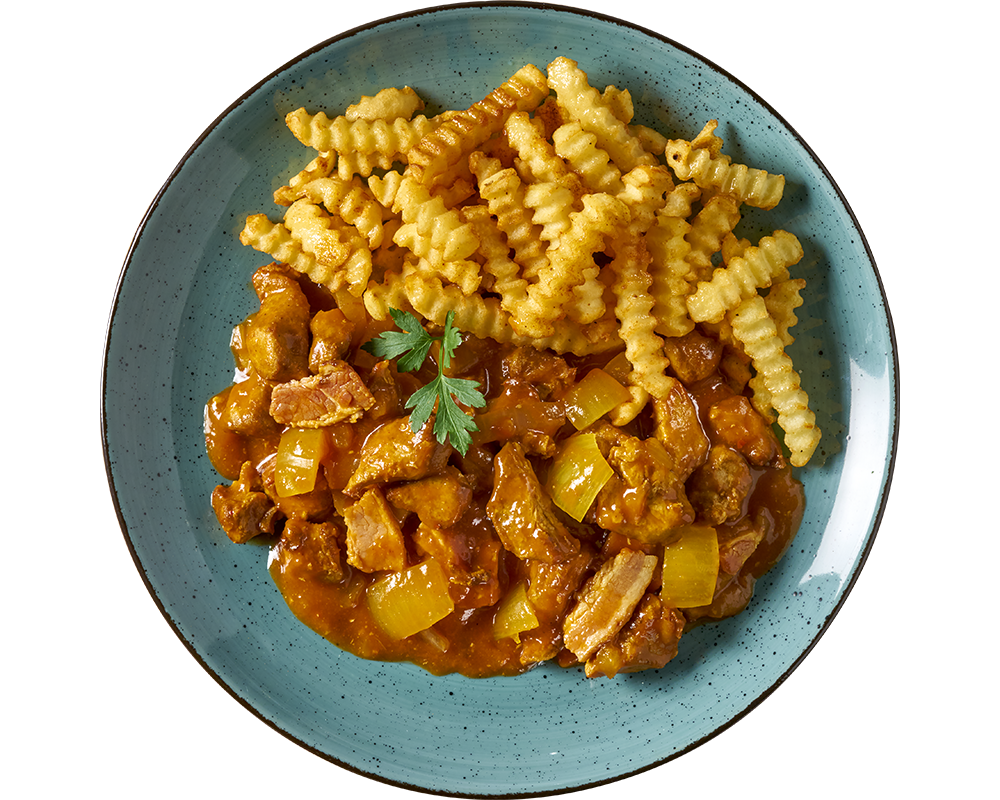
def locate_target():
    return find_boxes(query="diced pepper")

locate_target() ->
[545,432,614,522]
[563,368,633,430]
[366,559,455,641]
[493,582,539,642]
[274,427,331,497]
[660,525,720,608]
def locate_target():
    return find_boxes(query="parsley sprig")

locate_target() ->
[361,308,485,454]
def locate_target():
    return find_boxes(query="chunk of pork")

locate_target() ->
[269,361,375,428]
[562,549,658,663]
[591,425,694,545]
[211,461,279,544]
[342,486,407,573]
[687,445,753,525]
[486,442,580,564]
[344,416,451,496]
[245,263,311,382]
[585,594,685,678]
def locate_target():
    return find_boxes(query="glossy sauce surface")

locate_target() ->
[207,322,805,676]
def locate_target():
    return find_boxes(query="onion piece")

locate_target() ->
[563,368,633,430]
[545,432,614,522]
[660,525,720,608]
[493,582,539,642]
[367,559,455,641]
[274,427,331,497]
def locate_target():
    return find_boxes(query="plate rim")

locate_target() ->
[101,3,900,796]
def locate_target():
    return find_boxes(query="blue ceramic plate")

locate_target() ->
[103,3,898,796]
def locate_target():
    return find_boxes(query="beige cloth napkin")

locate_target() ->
[101,612,288,800]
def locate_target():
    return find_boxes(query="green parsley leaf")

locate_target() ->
[360,308,433,372]
[360,309,486,454]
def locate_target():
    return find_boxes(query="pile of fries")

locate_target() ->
[239,57,820,466]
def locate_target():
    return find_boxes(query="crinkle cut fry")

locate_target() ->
[684,195,742,282]
[646,213,696,337]
[616,164,673,226]
[285,109,436,159]
[523,180,576,244]
[729,295,821,466]
[664,134,785,210]
[610,235,674,400]
[403,266,620,356]
[406,64,549,187]
[514,192,630,339]
[390,175,480,267]
[749,277,807,419]
[301,176,385,248]
[410,256,482,298]
[345,86,424,122]
[505,111,583,193]
[610,165,675,399]
[241,213,352,295]
[281,198,351,269]
[470,152,549,278]
[363,265,413,321]
[547,56,658,174]
[273,152,336,206]
[459,204,528,313]
[283,199,373,293]
[686,230,804,324]
[551,120,623,195]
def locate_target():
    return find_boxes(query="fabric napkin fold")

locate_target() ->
[101,611,288,800]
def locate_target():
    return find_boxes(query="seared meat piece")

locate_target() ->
[518,548,594,664]
[585,594,685,678]
[251,260,300,297]
[342,486,407,573]
[707,394,781,467]
[224,369,280,438]
[385,467,473,529]
[343,415,451,496]
[651,378,710,480]
[473,382,565,457]
[308,308,355,373]
[269,361,375,428]
[411,508,502,609]
[486,442,580,564]
[211,461,279,544]
[562,549,658,662]
[717,512,770,576]
[500,345,576,398]
[687,445,753,525]
[685,571,756,624]
[662,329,723,384]
[591,426,694,544]
[451,442,497,497]
[364,361,402,421]
[271,518,346,582]
[245,263,311,382]
[528,549,593,620]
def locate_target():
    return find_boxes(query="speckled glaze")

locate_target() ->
[102,3,898,796]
